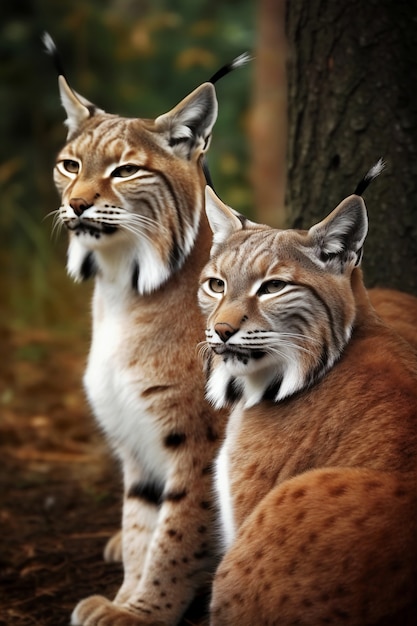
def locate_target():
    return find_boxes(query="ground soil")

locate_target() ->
[0,324,207,626]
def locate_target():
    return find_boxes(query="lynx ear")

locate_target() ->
[308,195,368,272]
[58,75,104,139]
[205,187,243,246]
[155,83,218,159]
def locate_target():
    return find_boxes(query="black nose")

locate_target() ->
[214,322,238,343]
[70,197,92,217]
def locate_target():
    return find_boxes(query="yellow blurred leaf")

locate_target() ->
[0,158,22,184]
[175,47,217,72]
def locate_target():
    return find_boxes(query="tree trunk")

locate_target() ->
[285,0,417,294]
[250,0,287,227]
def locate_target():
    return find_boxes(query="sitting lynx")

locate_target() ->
[198,185,417,626]
[45,36,249,625]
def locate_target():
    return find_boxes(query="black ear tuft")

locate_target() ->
[202,53,251,190]
[42,32,68,81]
[208,52,252,84]
[354,158,385,196]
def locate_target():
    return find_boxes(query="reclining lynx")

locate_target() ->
[199,180,417,626]
[47,37,249,625]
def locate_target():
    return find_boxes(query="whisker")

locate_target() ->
[196,341,211,363]
[271,331,322,345]
[43,208,61,222]
[49,210,66,241]
[126,214,170,236]
[120,222,157,246]
[265,342,316,358]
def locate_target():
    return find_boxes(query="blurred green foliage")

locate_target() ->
[0,0,254,328]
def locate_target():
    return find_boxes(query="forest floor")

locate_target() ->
[0,323,207,626]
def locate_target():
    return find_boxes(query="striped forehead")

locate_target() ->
[64,116,156,165]
[218,228,293,273]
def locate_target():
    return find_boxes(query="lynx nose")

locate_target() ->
[214,322,238,343]
[70,197,92,217]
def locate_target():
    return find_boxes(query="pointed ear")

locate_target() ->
[205,187,243,246]
[58,75,104,139]
[155,83,218,159]
[308,195,368,272]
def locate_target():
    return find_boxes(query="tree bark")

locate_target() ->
[250,0,287,227]
[285,0,417,294]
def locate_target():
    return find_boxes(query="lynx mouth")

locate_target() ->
[67,220,118,237]
[213,345,266,363]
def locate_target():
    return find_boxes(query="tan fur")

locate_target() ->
[199,191,417,626]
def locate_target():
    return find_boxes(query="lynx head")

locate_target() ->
[198,188,368,409]
[52,71,217,294]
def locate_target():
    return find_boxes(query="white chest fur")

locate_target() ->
[215,440,235,551]
[84,280,170,483]
[214,404,244,552]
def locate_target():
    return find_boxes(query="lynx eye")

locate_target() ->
[208,278,225,294]
[60,159,79,174]
[258,279,286,296]
[111,164,140,178]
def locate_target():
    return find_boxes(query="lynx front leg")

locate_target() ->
[112,455,160,605]
[72,457,160,625]
[118,452,219,625]
[114,489,160,605]
[72,442,219,625]
[104,457,158,570]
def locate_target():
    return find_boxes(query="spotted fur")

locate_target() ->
[50,57,231,625]
[199,188,417,626]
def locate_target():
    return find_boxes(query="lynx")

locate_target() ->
[199,182,417,626]
[46,35,248,625]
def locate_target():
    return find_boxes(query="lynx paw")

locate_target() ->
[71,595,163,626]
[103,529,123,562]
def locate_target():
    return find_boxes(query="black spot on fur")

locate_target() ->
[80,252,97,281]
[262,378,283,402]
[128,481,163,506]
[164,489,188,503]
[225,378,243,405]
[164,432,187,448]
[131,261,139,291]
[193,550,208,560]
[206,425,219,442]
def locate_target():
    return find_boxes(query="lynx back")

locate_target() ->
[199,187,417,626]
